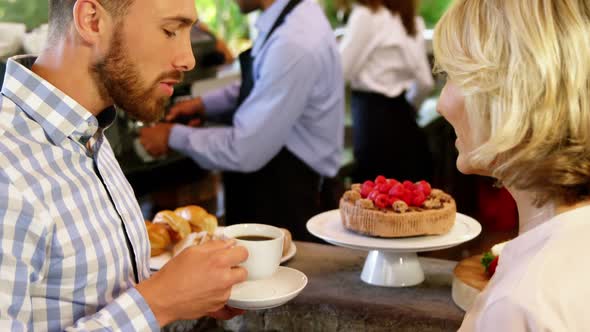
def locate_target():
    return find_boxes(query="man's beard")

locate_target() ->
[92,27,183,123]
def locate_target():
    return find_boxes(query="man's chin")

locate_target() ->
[119,98,167,123]
[134,111,165,123]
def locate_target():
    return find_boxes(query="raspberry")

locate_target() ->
[403,180,415,190]
[361,181,375,198]
[377,183,393,194]
[387,179,400,186]
[360,186,372,198]
[368,190,380,202]
[416,180,432,196]
[487,256,499,277]
[388,183,406,198]
[401,192,414,205]
[412,191,426,206]
[374,194,390,209]
[375,175,387,184]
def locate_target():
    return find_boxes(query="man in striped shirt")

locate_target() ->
[0,0,248,330]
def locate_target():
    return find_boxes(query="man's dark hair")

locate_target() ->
[49,0,134,37]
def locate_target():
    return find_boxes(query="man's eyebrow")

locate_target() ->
[162,16,197,27]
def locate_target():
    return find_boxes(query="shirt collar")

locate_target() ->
[1,55,115,146]
[255,0,292,38]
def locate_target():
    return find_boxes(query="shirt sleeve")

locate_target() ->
[405,18,434,109]
[0,180,159,332]
[459,297,539,332]
[201,81,241,117]
[339,7,375,82]
[168,39,317,173]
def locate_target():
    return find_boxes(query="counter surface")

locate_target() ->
[165,241,465,332]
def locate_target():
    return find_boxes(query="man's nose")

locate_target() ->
[173,39,196,72]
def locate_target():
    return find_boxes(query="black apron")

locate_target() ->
[223,0,322,242]
[350,90,433,183]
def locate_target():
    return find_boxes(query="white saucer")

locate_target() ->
[149,227,297,271]
[228,266,307,310]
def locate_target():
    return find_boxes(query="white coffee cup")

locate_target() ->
[223,224,284,280]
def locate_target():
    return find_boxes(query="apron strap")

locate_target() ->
[262,0,303,47]
[236,0,303,107]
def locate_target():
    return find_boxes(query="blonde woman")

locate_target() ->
[339,0,434,183]
[434,0,590,330]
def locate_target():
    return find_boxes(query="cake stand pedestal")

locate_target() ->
[306,210,482,287]
[362,251,423,287]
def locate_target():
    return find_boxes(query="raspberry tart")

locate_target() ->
[340,176,456,237]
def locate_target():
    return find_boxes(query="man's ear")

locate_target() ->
[72,0,113,47]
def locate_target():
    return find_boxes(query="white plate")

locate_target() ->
[149,227,297,270]
[282,241,296,263]
[150,251,172,271]
[307,210,481,253]
[228,266,307,310]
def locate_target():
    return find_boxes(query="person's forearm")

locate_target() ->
[201,81,241,117]
[135,274,191,327]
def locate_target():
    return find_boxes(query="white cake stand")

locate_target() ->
[306,210,481,287]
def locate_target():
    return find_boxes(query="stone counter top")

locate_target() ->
[166,242,465,332]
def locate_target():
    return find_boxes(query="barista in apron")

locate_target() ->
[223,0,322,242]
[139,0,344,242]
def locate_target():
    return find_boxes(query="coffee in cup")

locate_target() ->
[223,224,284,280]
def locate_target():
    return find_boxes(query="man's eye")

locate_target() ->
[163,29,177,38]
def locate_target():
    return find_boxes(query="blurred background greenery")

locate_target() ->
[0,0,452,53]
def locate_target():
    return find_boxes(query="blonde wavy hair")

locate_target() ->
[433,0,590,206]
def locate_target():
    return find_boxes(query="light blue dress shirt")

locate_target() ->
[169,0,345,177]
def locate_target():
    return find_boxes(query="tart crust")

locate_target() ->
[339,198,456,237]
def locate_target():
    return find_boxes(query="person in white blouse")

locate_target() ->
[434,0,590,330]
[339,0,434,183]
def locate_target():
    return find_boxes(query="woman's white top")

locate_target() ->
[339,6,434,106]
[459,205,590,331]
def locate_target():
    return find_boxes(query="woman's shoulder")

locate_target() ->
[414,16,426,31]
[494,218,590,317]
[349,4,378,20]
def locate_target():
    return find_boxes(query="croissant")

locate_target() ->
[172,231,214,257]
[145,221,172,257]
[280,228,292,256]
[174,205,218,235]
[153,210,191,242]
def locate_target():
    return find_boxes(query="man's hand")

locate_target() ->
[207,305,245,320]
[166,97,205,127]
[139,123,174,157]
[136,239,248,327]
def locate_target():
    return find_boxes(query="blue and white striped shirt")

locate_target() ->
[0,56,158,331]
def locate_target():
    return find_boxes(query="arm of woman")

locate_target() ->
[339,7,375,82]
[460,297,539,332]
[406,18,434,108]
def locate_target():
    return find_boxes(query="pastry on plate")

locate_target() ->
[340,176,456,237]
[280,228,292,256]
[145,221,171,256]
[174,205,217,235]
[153,210,191,242]
[147,205,219,258]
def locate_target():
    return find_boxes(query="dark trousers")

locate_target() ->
[351,90,433,183]
[222,148,322,242]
